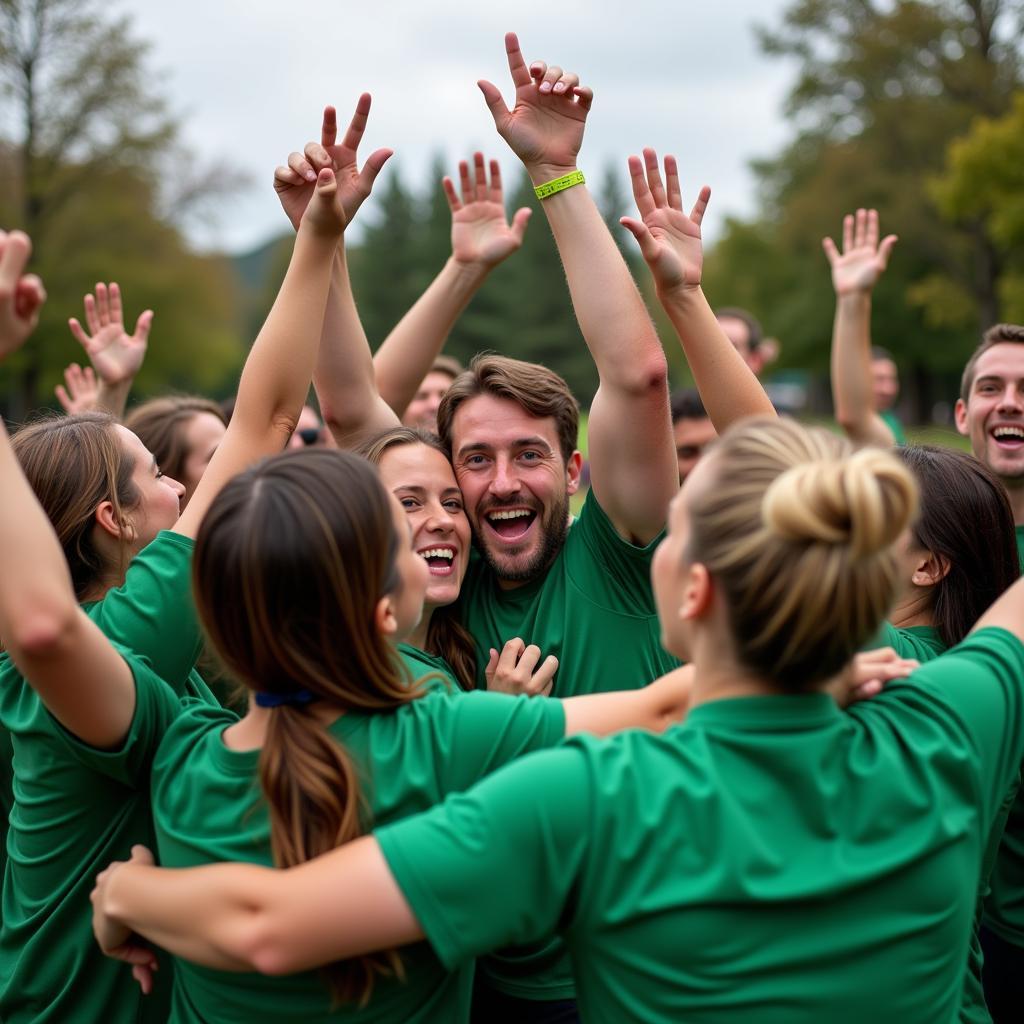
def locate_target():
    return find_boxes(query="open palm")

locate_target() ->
[446,153,530,268]
[822,209,897,297]
[620,150,710,294]
[69,283,151,384]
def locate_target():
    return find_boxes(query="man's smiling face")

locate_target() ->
[450,393,581,584]
[956,343,1024,485]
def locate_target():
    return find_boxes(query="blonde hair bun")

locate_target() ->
[762,447,917,560]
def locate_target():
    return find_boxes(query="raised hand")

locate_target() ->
[445,153,531,269]
[822,208,898,297]
[298,167,346,240]
[0,230,46,360]
[620,149,711,295]
[833,648,919,707]
[485,637,558,697]
[55,363,100,414]
[68,283,151,385]
[274,95,392,231]
[91,846,160,994]
[478,32,592,179]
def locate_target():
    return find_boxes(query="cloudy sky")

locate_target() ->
[123,0,798,254]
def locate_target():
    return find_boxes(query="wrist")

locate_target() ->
[526,163,579,188]
[657,281,705,307]
[836,291,871,310]
[446,254,492,284]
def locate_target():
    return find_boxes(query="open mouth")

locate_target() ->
[484,508,537,543]
[418,546,457,577]
[991,425,1024,450]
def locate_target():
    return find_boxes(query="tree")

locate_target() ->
[0,0,241,415]
[704,0,1024,418]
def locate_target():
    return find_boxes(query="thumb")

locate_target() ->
[477,80,510,126]
[510,207,532,244]
[134,310,154,343]
[484,648,499,681]
[315,166,337,196]
[620,216,660,264]
[130,845,155,865]
[877,234,898,269]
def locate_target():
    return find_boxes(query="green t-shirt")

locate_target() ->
[880,409,906,445]
[378,628,1024,1024]
[397,643,461,695]
[871,621,945,662]
[457,489,679,1000]
[151,689,566,1023]
[0,531,219,1024]
[983,525,1024,952]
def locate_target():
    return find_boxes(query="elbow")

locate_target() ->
[242,914,303,977]
[8,601,79,660]
[619,352,669,398]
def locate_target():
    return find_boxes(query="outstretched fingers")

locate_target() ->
[321,105,338,149]
[842,213,854,254]
[643,148,668,208]
[510,206,532,243]
[442,175,462,214]
[339,93,373,154]
[627,155,657,219]
[620,216,661,265]
[821,235,841,265]
[505,31,533,88]
[689,185,711,227]
[357,147,392,196]
[488,158,504,204]
[877,233,899,269]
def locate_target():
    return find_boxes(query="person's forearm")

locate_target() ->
[531,180,665,388]
[95,378,132,420]
[658,285,776,429]
[563,666,693,736]
[373,257,488,418]
[313,247,398,448]
[0,418,80,651]
[831,292,895,447]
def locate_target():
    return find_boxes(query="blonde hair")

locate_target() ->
[688,418,918,689]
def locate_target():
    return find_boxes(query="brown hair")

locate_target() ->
[193,449,418,1004]
[960,323,1024,403]
[895,446,1019,647]
[688,418,918,690]
[124,396,226,485]
[11,413,139,599]
[430,354,464,381]
[437,353,580,463]
[358,427,477,691]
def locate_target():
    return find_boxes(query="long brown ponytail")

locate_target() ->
[193,448,419,1004]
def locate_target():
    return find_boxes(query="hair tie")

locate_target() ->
[255,689,320,709]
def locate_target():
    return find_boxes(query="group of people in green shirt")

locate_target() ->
[2,29,1024,1024]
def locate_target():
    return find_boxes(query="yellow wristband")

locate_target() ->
[534,170,585,200]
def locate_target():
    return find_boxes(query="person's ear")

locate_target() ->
[94,500,132,542]
[679,562,713,622]
[911,550,951,588]
[565,449,583,497]
[374,594,399,637]
[954,398,969,437]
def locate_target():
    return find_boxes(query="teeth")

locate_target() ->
[420,548,454,560]
[488,510,533,521]
[994,427,1024,439]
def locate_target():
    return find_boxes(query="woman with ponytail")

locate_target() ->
[95,418,1024,1023]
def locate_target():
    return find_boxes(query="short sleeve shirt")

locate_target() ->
[378,628,1024,1023]
[0,531,219,1024]
[397,643,463,695]
[151,689,565,1023]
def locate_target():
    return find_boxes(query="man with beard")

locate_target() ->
[957,323,1024,1024]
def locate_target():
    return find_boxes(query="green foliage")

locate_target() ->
[707,0,1024,416]
[0,0,244,416]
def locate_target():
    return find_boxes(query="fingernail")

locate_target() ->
[539,82,552,93]
[305,171,316,181]
[553,83,565,93]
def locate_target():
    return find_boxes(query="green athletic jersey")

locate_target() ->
[378,628,1024,1024]
[880,409,906,445]
[983,527,1024,954]
[872,621,945,661]
[0,531,218,1024]
[151,689,565,1022]
[397,642,462,694]
[458,490,679,1000]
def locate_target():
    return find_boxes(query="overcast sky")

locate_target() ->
[123,0,798,254]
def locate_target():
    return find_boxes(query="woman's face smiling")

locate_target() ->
[377,443,471,610]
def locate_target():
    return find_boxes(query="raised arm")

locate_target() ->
[0,232,137,749]
[372,153,531,421]
[274,98,399,448]
[823,208,899,448]
[173,164,346,537]
[479,32,675,544]
[66,282,152,419]
[621,151,775,434]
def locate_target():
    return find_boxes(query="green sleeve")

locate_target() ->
[572,491,664,616]
[377,745,591,970]
[436,691,565,793]
[88,531,202,693]
[51,648,182,786]
[884,628,1024,822]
